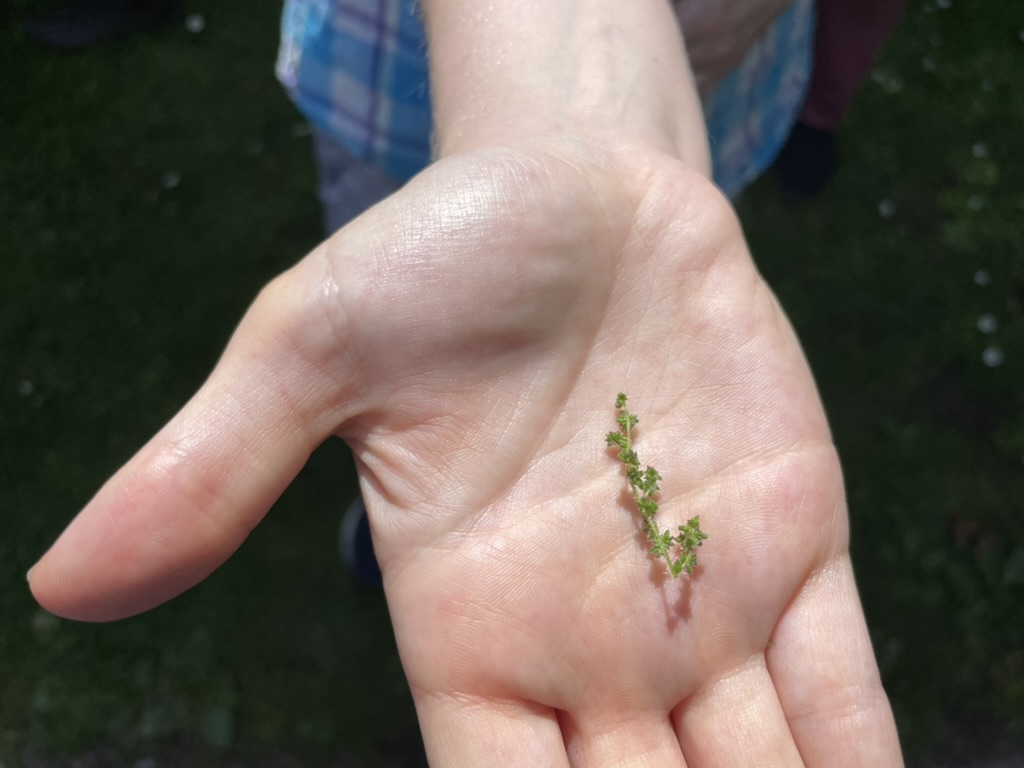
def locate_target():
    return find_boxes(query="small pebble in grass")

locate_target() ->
[981,78,994,92]
[974,269,991,287]
[185,13,205,33]
[977,314,999,334]
[292,122,312,138]
[920,55,936,72]
[972,142,989,158]
[982,346,1004,368]
[134,758,158,768]
[245,139,264,156]
[936,0,951,8]
[878,199,896,218]
[967,194,986,211]
[17,380,34,397]
[161,171,181,189]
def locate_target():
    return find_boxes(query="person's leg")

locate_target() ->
[23,0,177,50]
[775,0,909,197]
[800,0,910,131]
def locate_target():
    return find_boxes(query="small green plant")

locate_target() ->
[606,393,707,577]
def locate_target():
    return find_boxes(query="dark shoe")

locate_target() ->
[23,0,177,50]
[340,498,383,588]
[773,122,839,199]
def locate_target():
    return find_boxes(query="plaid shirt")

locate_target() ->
[277,0,813,197]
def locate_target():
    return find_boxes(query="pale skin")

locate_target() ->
[28,1,904,765]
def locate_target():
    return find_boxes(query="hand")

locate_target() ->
[29,1,903,764]
[674,0,794,93]
[28,142,902,765]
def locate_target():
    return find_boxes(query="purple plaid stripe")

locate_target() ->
[333,1,423,51]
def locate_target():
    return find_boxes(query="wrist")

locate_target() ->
[420,0,709,171]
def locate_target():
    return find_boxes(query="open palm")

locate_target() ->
[30,144,901,766]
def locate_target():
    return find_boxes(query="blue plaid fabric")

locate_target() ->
[277,0,813,196]
[703,0,815,197]
[277,0,432,180]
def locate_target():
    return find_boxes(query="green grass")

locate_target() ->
[740,0,1024,754]
[1,0,1022,765]
[1,2,419,765]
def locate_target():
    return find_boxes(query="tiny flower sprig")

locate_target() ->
[606,393,707,578]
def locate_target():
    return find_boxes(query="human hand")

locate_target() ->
[29,1,903,765]
[674,0,794,93]
[27,142,902,766]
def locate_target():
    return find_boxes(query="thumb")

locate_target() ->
[28,254,362,622]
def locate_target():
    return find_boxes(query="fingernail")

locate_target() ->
[26,564,37,583]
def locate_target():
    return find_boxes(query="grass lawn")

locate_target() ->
[2,0,1022,765]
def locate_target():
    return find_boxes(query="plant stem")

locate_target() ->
[606,393,707,577]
